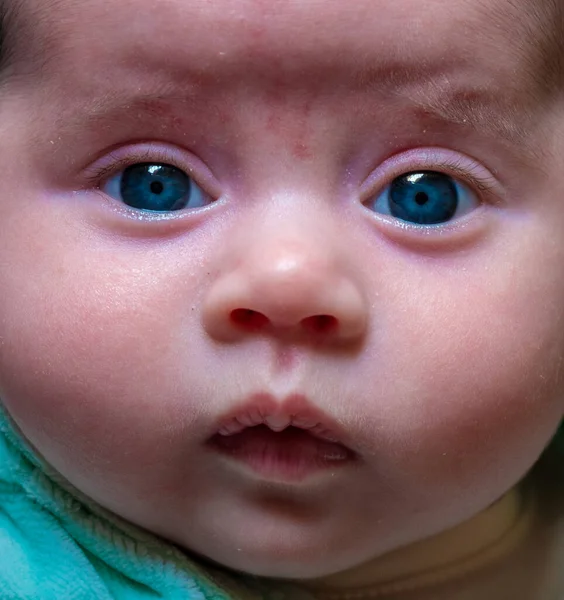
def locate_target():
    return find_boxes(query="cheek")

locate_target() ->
[0,220,210,486]
[366,236,564,498]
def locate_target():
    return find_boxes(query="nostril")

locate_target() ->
[230,308,270,330]
[301,314,338,334]
[230,310,339,334]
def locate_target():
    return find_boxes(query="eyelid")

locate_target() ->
[82,142,222,200]
[360,148,505,206]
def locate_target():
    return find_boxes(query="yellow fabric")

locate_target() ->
[302,486,534,599]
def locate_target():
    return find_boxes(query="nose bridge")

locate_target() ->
[202,203,368,342]
[251,204,333,275]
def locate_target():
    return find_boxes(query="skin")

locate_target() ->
[0,0,564,582]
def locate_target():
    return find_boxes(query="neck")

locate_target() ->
[302,486,533,598]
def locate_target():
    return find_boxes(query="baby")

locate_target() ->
[0,0,563,598]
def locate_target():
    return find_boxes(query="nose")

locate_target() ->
[202,220,368,344]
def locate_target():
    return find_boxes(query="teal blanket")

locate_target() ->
[0,404,306,600]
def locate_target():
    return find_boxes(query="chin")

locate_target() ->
[199,539,369,581]
[229,558,341,580]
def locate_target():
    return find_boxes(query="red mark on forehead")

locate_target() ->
[263,90,315,160]
[292,142,312,159]
[266,113,283,135]
[136,100,187,132]
[291,98,313,160]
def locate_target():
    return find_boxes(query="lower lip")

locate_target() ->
[209,426,354,482]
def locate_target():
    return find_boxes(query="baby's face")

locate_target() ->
[0,0,563,580]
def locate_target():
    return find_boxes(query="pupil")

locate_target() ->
[415,192,428,206]
[151,181,164,195]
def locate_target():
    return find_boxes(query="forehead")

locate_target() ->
[5,0,556,169]
[53,0,493,48]
[12,0,533,83]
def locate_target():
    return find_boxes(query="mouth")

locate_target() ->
[207,394,356,483]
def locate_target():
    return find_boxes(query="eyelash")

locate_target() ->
[432,159,496,196]
[83,146,213,196]
[362,149,501,205]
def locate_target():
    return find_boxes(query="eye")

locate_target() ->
[102,162,208,213]
[366,171,478,226]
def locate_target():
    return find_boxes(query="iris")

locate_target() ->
[388,171,459,225]
[120,163,193,212]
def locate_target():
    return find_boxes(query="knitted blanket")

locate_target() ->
[0,404,308,600]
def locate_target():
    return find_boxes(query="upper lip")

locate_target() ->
[213,392,348,444]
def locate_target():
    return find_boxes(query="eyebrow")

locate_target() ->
[4,0,563,168]
[61,71,543,170]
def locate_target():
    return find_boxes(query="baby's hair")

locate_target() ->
[0,3,8,75]
[475,0,564,106]
[0,0,17,81]
[0,0,58,83]
[552,422,564,454]
[527,0,564,101]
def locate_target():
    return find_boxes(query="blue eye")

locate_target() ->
[102,163,207,212]
[368,171,477,225]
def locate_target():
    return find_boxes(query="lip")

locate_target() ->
[207,393,356,482]
[213,392,348,443]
